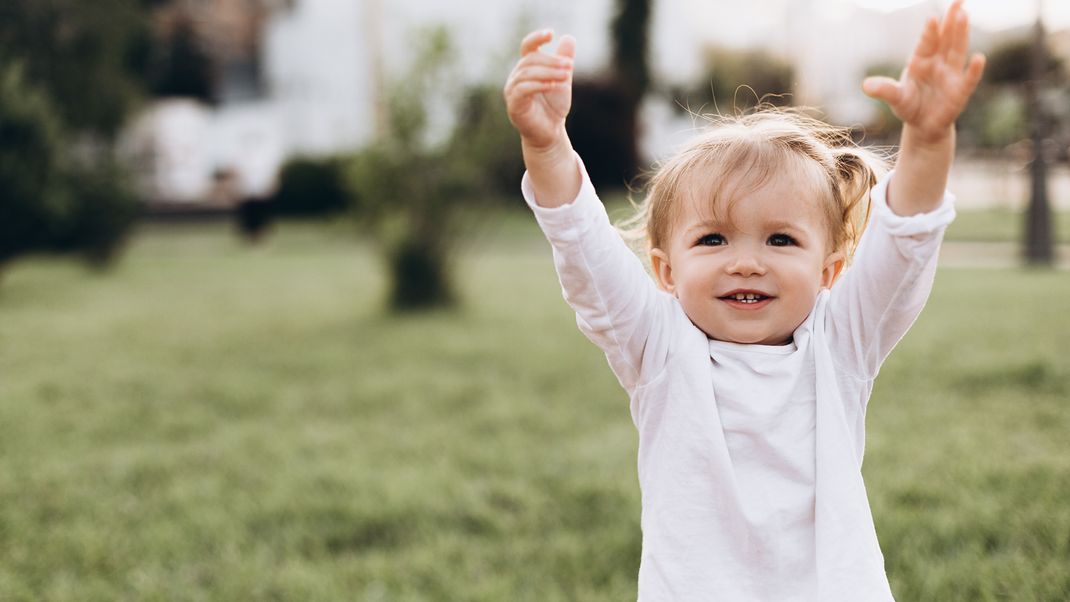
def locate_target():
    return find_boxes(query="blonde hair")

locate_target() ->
[621,108,890,264]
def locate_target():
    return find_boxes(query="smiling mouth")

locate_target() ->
[718,292,773,304]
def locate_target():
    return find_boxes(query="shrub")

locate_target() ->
[50,159,141,267]
[0,62,138,280]
[271,157,352,218]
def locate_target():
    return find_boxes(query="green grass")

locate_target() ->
[0,219,1068,601]
[945,208,1070,244]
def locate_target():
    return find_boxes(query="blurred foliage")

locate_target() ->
[568,0,652,190]
[0,0,153,281]
[568,79,644,190]
[0,0,154,138]
[862,62,903,144]
[346,27,491,311]
[984,38,1065,86]
[271,157,353,218]
[453,84,525,199]
[0,63,64,269]
[671,47,794,115]
[0,63,138,278]
[50,159,141,267]
[611,0,651,97]
[876,37,1069,152]
[969,89,1029,150]
[144,16,215,103]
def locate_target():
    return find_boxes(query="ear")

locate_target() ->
[821,251,846,288]
[650,248,675,294]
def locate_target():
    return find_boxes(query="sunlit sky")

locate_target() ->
[860,0,1070,29]
[680,0,1070,49]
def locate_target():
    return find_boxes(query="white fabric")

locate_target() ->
[521,156,955,602]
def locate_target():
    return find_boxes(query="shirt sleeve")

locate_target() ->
[825,170,956,381]
[522,155,673,393]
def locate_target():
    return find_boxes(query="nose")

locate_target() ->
[726,251,766,277]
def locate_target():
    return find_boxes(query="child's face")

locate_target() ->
[650,173,844,346]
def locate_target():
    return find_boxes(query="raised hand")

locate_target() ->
[503,30,576,150]
[862,0,985,144]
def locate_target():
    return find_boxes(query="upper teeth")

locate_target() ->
[732,293,763,302]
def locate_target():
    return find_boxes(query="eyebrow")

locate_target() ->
[687,219,806,234]
[764,221,805,233]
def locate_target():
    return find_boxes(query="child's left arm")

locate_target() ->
[862,0,985,216]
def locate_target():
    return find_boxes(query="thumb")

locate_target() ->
[862,76,902,106]
[556,34,576,61]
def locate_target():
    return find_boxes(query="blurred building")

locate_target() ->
[122,0,1067,205]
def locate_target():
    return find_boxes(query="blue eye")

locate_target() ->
[696,233,726,246]
[768,233,796,247]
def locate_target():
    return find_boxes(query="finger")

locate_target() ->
[520,29,553,56]
[516,51,573,71]
[862,76,903,106]
[938,0,963,58]
[512,65,572,84]
[961,53,986,95]
[913,17,939,59]
[508,80,566,102]
[945,10,970,70]
[555,34,577,61]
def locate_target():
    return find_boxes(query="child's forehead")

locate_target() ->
[677,156,829,224]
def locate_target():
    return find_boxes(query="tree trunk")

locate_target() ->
[387,235,454,311]
[1024,15,1054,266]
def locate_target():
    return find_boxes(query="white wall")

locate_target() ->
[263,0,371,157]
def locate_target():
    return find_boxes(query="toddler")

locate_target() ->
[503,2,985,600]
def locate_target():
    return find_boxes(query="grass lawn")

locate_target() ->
[944,208,1070,244]
[0,218,1068,601]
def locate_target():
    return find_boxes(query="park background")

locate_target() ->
[1,0,1068,600]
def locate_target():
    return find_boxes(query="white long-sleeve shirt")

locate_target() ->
[522,157,955,601]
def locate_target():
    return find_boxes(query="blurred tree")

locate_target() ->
[453,83,525,199]
[0,64,64,275]
[0,64,138,283]
[611,0,651,97]
[1022,18,1056,266]
[965,31,1067,266]
[271,157,353,218]
[0,0,154,138]
[985,38,1063,85]
[568,0,651,190]
[346,28,481,311]
[672,47,795,115]
[146,16,215,103]
[0,0,154,282]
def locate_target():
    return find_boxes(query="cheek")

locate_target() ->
[783,257,826,294]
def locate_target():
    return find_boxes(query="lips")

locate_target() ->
[718,289,775,309]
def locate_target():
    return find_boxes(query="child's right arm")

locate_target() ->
[503,31,673,395]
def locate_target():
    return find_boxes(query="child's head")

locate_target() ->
[631,109,888,345]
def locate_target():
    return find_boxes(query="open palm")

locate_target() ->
[863,0,985,143]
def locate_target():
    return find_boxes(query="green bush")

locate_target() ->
[271,157,353,218]
[0,62,138,279]
[50,159,141,267]
[0,63,67,270]
[453,84,525,199]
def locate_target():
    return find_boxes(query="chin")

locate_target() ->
[710,328,790,346]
